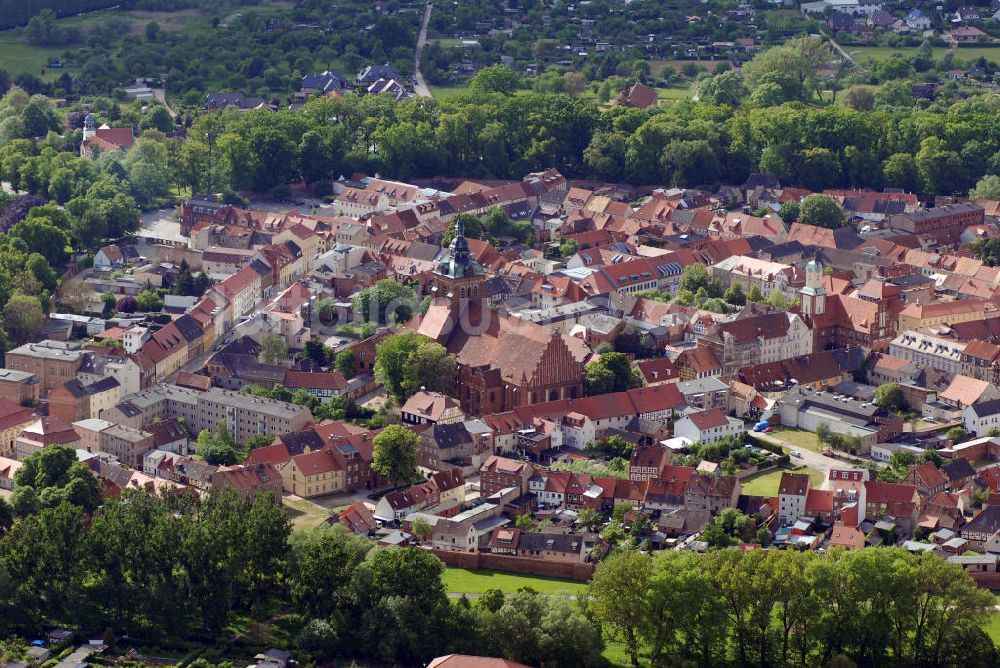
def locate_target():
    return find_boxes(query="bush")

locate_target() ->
[312,180,332,197]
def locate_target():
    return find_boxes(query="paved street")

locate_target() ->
[413,3,433,98]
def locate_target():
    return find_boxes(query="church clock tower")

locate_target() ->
[800,256,826,316]
[432,218,487,318]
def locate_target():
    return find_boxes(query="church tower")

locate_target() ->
[82,113,96,142]
[433,218,486,319]
[800,256,826,316]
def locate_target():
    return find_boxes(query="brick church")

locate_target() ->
[412,221,587,414]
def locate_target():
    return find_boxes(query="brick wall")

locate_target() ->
[429,547,595,581]
[154,245,204,271]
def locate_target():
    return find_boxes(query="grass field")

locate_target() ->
[740,465,825,496]
[442,567,588,596]
[849,45,1000,66]
[430,84,471,101]
[0,33,71,81]
[768,427,825,453]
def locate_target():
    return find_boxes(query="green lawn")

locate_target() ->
[767,427,825,453]
[430,84,471,101]
[656,85,693,101]
[740,465,825,497]
[442,567,588,596]
[984,610,1000,645]
[282,496,332,530]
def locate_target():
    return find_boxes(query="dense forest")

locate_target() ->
[0,1,119,30]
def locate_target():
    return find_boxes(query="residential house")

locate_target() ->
[960,505,1000,549]
[674,409,743,444]
[375,480,440,522]
[0,455,21,490]
[828,522,866,550]
[282,370,348,398]
[778,472,811,525]
[401,391,464,425]
[629,445,670,481]
[98,424,154,468]
[418,421,489,473]
[698,305,813,378]
[963,399,1000,436]
[4,341,85,397]
[0,368,38,406]
[48,377,122,424]
[338,501,378,535]
[0,399,36,458]
[509,530,587,562]
[865,480,921,535]
[942,458,976,490]
[684,473,741,514]
[211,463,283,500]
[15,416,79,460]
[675,377,730,411]
[902,462,948,497]
[479,455,534,498]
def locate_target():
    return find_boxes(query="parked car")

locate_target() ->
[790,450,802,458]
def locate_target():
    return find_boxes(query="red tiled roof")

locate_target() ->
[805,488,834,513]
[246,443,292,468]
[95,127,134,149]
[865,480,917,505]
[828,522,865,550]
[779,473,811,496]
[176,371,212,391]
[980,466,1000,492]
[635,358,679,383]
[939,375,990,407]
[910,461,948,490]
[686,408,728,431]
[339,501,377,534]
[283,370,348,391]
[622,82,658,109]
[215,264,260,298]
[0,398,33,430]
[292,449,342,475]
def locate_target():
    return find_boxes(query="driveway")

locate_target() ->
[751,431,848,486]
